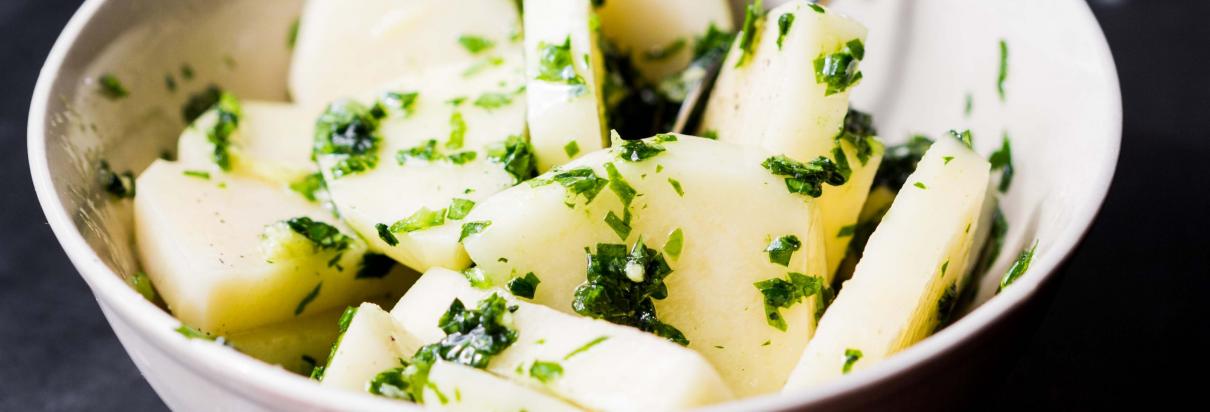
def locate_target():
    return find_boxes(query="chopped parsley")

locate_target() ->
[487,135,538,184]
[458,34,496,54]
[766,235,802,267]
[573,241,687,345]
[545,167,609,206]
[376,223,399,246]
[448,151,478,165]
[762,155,847,198]
[381,91,420,117]
[837,225,856,238]
[564,140,581,158]
[667,178,685,197]
[290,172,327,203]
[604,211,632,241]
[949,129,974,149]
[461,267,493,289]
[356,253,396,279]
[964,93,974,117]
[989,134,1014,192]
[998,241,1038,292]
[735,0,764,67]
[129,271,160,303]
[463,56,505,77]
[446,199,476,221]
[604,163,637,207]
[777,13,796,50]
[286,217,351,252]
[473,92,513,110]
[914,182,927,190]
[935,283,958,328]
[295,282,322,316]
[391,208,446,233]
[507,272,541,299]
[183,170,211,180]
[663,228,684,259]
[98,74,128,100]
[369,295,519,402]
[182,85,222,123]
[564,336,609,360]
[311,306,359,380]
[529,361,563,383]
[618,138,667,162]
[397,139,443,165]
[835,108,878,165]
[206,92,242,171]
[814,39,865,96]
[313,101,383,178]
[973,206,1008,277]
[997,39,1009,101]
[287,18,299,49]
[175,325,217,341]
[754,272,822,331]
[644,38,686,61]
[447,112,467,150]
[808,3,825,13]
[816,283,835,322]
[842,348,863,374]
[944,156,955,165]
[459,221,492,242]
[98,160,135,199]
[536,37,587,95]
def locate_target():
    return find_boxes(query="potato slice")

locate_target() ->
[134,161,409,334]
[595,0,734,82]
[423,361,583,412]
[701,1,879,277]
[290,0,523,105]
[783,137,990,389]
[461,136,828,396]
[226,307,344,375]
[523,0,609,171]
[178,101,321,187]
[392,268,733,410]
[317,59,528,273]
[320,303,421,392]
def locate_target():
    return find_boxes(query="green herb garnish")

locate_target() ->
[564,336,609,360]
[873,135,933,192]
[604,211,632,241]
[762,155,847,197]
[777,13,796,50]
[182,85,221,123]
[129,271,160,303]
[564,140,581,158]
[766,235,801,267]
[448,151,478,165]
[290,172,327,203]
[98,74,128,100]
[809,3,825,13]
[183,170,211,180]
[997,39,1009,101]
[935,283,958,328]
[998,241,1038,292]
[989,134,1014,192]
[842,348,863,374]
[459,221,492,242]
[313,100,383,178]
[813,39,865,96]
[550,167,609,205]
[286,217,351,252]
[667,178,684,197]
[914,182,927,190]
[98,160,135,199]
[381,91,420,116]
[391,208,446,233]
[206,92,242,171]
[618,139,667,162]
[529,361,563,383]
[458,35,496,54]
[573,241,687,345]
[507,272,541,299]
[948,129,974,149]
[837,225,856,238]
[487,135,538,184]
[376,223,399,246]
[834,108,878,165]
[295,282,322,316]
[536,37,587,95]
[754,272,822,331]
[397,139,444,165]
[446,199,476,221]
[473,92,513,110]
[604,163,637,207]
[663,228,684,259]
[446,112,467,150]
[735,0,764,67]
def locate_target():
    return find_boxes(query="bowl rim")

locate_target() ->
[27,0,1121,410]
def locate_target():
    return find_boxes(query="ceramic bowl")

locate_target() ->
[29,0,1120,410]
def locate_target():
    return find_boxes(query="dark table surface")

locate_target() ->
[2,0,1207,410]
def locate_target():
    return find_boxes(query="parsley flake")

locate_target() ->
[507,272,541,299]
[573,241,687,345]
[813,39,865,96]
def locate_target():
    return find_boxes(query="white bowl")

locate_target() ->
[29,0,1120,410]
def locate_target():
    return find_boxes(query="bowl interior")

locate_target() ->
[31,0,1119,409]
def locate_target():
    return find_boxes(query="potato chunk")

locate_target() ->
[783,137,990,389]
[424,361,583,412]
[135,161,409,334]
[392,268,733,410]
[177,101,320,187]
[702,1,880,277]
[320,303,421,392]
[461,136,828,396]
[596,0,734,82]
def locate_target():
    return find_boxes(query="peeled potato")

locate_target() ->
[522,0,609,171]
[596,0,734,82]
[290,0,522,105]
[702,1,879,277]
[392,268,733,410]
[134,161,408,334]
[320,303,421,392]
[178,101,320,186]
[461,136,828,396]
[783,136,990,389]
[424,361,583,412]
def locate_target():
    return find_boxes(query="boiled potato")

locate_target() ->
[423,361,583,412]
[392,268,733,410]
[320,303,421,392]
[134,161,409,334]
[290,0,523,105]
[523,0,609,171]
[317,59,527,273]
[702,1,879,277]
[226,307,344,375]
[461,135,828,396]
[783,136,990,389]
[178,101,320,187]
[595,0,734,82]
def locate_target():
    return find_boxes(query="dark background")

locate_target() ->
[1,0,1207,410]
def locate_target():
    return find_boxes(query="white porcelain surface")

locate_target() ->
[29,0,1119,410]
